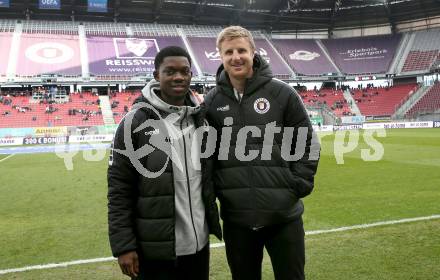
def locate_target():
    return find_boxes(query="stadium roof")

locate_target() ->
[1,0,440,33]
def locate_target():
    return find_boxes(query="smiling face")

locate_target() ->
[219,37,255,82]
[154,56,192,106]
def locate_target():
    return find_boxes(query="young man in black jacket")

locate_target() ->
[108,46,221,280]
[204,26,320,280]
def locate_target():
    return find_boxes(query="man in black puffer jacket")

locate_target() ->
[204,26,320,280]
[108,46,221,280]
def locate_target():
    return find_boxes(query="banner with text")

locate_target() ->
[39,0,61,9]
[88,0,107,12]
[312,125,333,132]
[322,34,401,74]
[0,0,10,8]
[23,136,69,145]
[0,137,23,146]
[34,126,68,136]
[333,124,363,131]
[87,36,189,75]
[69,134,114,143]
[341,115,366,124]
[363,121,433,130]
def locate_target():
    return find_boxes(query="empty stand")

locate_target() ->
[351,84,417,116]
[402,50,439,72]
[405,83,440,117]
[401,28,440,72]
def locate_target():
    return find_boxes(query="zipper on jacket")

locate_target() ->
[180,108,199,253]
[239,86,258,229]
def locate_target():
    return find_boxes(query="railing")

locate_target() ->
[131,23,179,37]
[181,25,222,37]
[0,19,16,32]
[21,20,78,35]
[84,22,127,36]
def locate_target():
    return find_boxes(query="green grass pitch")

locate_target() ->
[0,128,439,279]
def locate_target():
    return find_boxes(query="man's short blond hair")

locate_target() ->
[216,26,256,52]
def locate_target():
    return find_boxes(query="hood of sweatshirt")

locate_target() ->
[140,79,201,119]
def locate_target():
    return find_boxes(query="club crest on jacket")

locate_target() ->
[254,98,270,114]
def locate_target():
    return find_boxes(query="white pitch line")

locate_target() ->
[211,242,225,248]
[1,214,439,275]
[0,154,14,163]
[306,214,440,235]
[0,257,115,275]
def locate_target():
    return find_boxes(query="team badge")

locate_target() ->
[125,38,154,57]
[254,98,270,114]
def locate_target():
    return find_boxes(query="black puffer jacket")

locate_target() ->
[204,54,320,229]
[108,95,222,260]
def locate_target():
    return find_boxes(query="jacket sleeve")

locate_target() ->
[107,116,139,257]
[283,86,321,198]
[202,88,216,119]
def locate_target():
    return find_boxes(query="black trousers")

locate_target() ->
[134,244,210,280]
[223,218,305,280]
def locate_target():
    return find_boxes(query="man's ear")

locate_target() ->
[153,70,159,81]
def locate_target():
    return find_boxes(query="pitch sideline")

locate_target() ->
[0,154,14,163]
[0,214,439,275]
